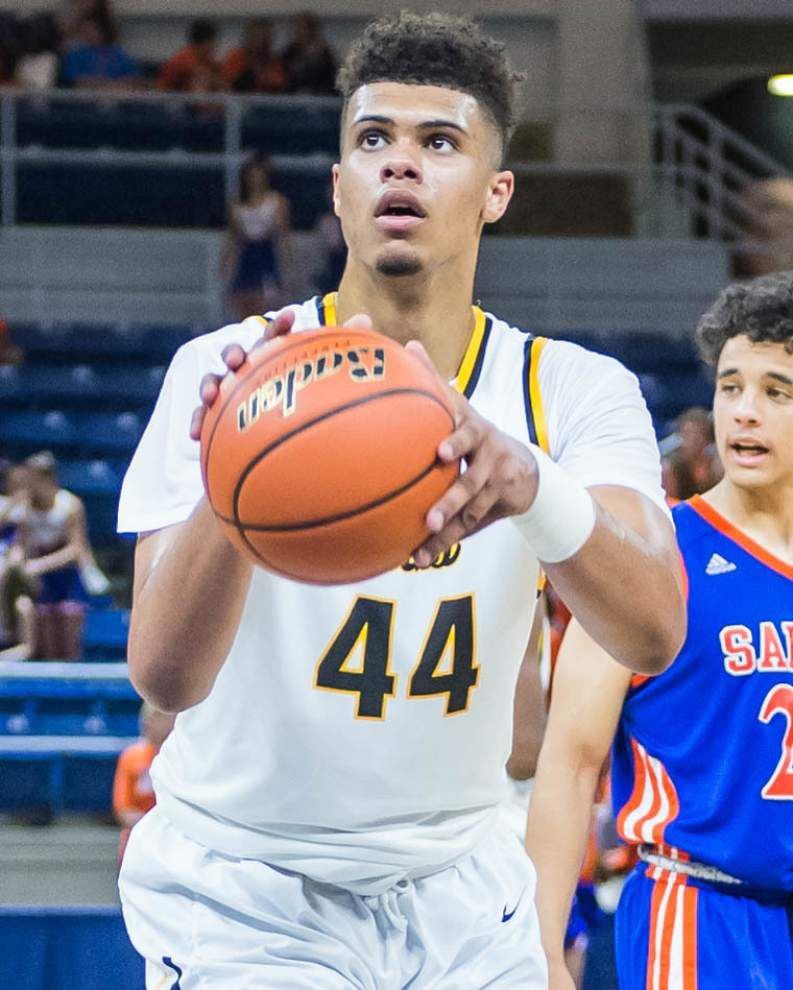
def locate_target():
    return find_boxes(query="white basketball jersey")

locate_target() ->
[119,293,666,894]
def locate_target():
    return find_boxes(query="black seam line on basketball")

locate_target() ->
[463,317,492,399]
[230,387,454,528]
[230,458,438,532]
[204,327,374,481]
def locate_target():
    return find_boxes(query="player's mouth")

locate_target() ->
[374,190,427,235]
[728,437,771,467]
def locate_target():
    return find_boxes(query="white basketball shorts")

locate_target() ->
[119,804,548,989]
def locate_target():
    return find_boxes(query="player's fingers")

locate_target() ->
[414,516,469,568]
[437,410,485,463]
[425,457,490,533]
[198,372,222,407]
[189,404,206,441]
[342,312,373,331]
[220,343,247,370]
[251,308,296,352]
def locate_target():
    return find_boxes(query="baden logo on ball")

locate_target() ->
[200,326,458,585]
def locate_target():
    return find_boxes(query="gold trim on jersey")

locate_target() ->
[528,336,550,453]
[320,292,338,327]
[317,294,489,398]
[452,307,488,395]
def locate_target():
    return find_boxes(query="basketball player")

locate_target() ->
[527,272,793,989]
[118,13,685,987]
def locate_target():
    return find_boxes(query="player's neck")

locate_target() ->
[336,263,478,381]
[703,478,793,564]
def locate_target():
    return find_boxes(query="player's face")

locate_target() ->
[713,334,793,491]
[333,83,513,279]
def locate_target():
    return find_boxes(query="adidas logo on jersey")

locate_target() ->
[705,553,736,576]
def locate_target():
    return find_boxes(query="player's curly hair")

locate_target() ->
[337,11,521,161]
[696,271,793,365]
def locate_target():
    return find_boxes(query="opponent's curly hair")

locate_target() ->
[337,11,521,161]
[696,271,793,365]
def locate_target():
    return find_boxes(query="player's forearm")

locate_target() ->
[525,756,601,965]
[128,499,252,712]
[544,502,685,675]
[26,543,80,577]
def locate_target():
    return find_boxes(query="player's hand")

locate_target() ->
[406,341,540,568]
[189,310,374,440]
[189,308,296,441]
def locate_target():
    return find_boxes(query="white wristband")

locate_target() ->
[511,445,596,563]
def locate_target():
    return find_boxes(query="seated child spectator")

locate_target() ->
[113,702,175,865]
[224,18,286,94]
[60,12,139,89]
[282,12,337,94]
[158,18,223,94]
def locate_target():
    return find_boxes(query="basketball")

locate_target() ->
[200,325,458,584]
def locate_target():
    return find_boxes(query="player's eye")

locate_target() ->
[427,134,456,153]
[719,382,739,395]
[768,386,791,401]
[359,130,388,150]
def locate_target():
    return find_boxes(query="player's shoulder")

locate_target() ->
[484,312,633,384]
[670,498,718,558]
[170,298,322,372]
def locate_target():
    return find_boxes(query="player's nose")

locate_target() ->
[380,155,423,184]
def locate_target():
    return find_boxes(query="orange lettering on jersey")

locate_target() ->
[720,624,756,676]
[758,621,789,671]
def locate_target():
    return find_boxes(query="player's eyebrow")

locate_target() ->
[767,371,793,386]
[717,368,739,379]
[351,114,468,136]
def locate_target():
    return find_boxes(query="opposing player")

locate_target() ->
[527,272,793,989]
[118,13,685,987]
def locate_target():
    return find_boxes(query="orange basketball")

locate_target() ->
[200,325,458,584]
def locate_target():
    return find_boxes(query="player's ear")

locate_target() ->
[332,164,342,219]
[482,170,514,226]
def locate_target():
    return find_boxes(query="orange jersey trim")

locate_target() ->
[688,495,793,581]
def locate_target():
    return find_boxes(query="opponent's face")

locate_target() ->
[713,334,793,492]
[333,83,513,279]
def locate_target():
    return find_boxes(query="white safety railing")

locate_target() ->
[0,89,788,248]
[0,88,340,226]
[652,103,790,245]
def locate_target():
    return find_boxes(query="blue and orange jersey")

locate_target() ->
[612,496,793,891]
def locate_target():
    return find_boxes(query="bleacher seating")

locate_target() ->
[0,663,139,815]
[0,317,713,544]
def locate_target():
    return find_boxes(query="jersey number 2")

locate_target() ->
[315,595,478,720]
[759,684,793,800]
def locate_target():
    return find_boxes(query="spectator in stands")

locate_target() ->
[57,0,115,51]
[60,12,139,90]
[742,178,793,276]
[282,12,337,95]
[221,155,292,321]
[660,447,697,502]
[15,14,59,90]
[12,451,98,660]
[157,18,223,94]
[113,702,175,865]
[674,406,722,493]
[224,17,286,94]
